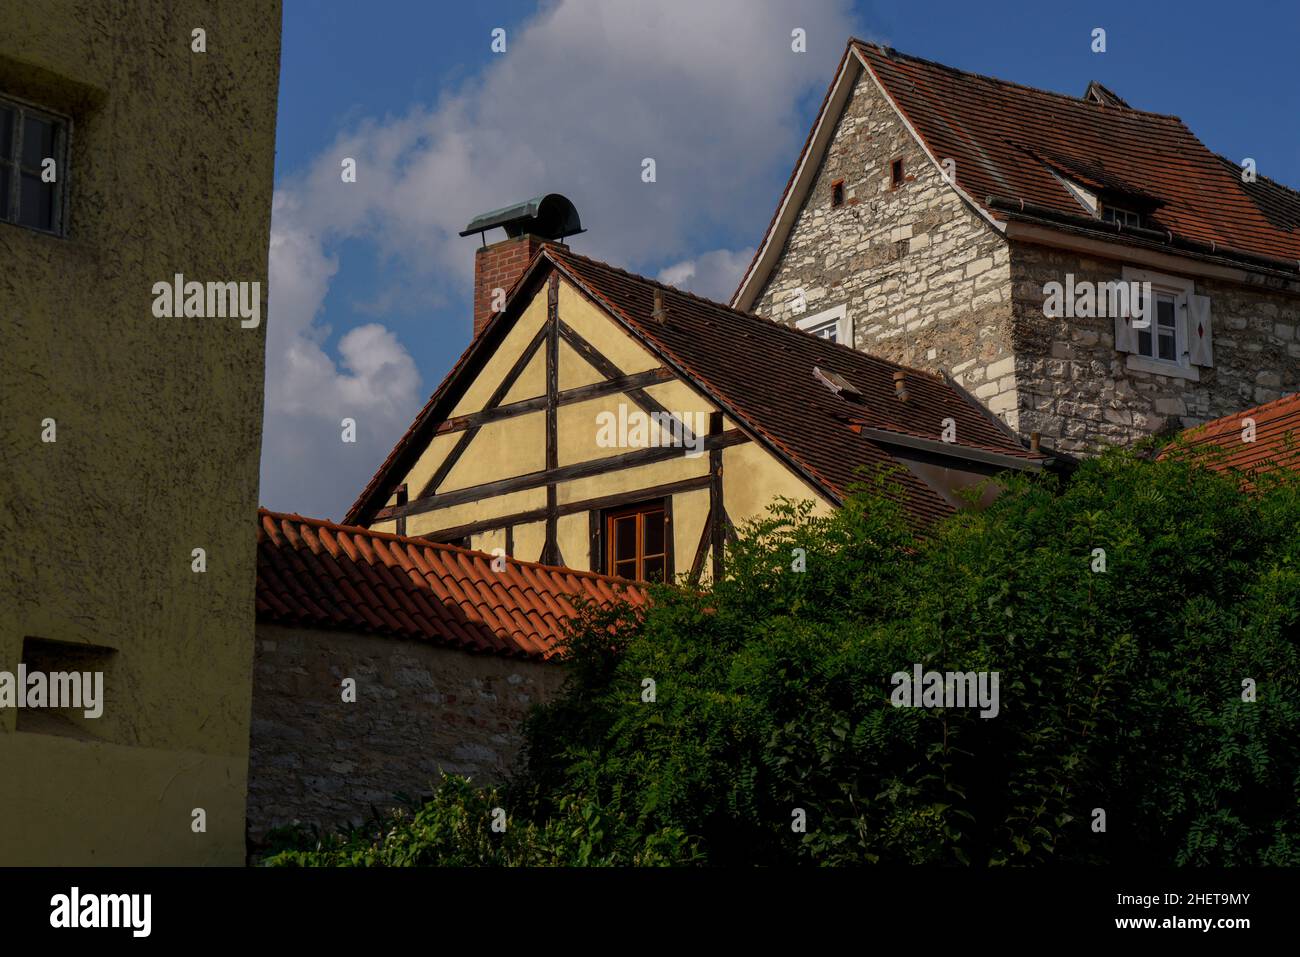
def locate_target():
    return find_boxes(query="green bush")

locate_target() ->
[517,449,1300,865]
[263,774,700,867]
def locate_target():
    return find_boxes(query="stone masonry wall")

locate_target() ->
[247,623,567,845]
[1010,240,1300,453]
[751,74,1021,429]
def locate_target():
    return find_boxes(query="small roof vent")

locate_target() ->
[1083,81,1130,108]
[459,193,585,241]
[813,366,864,402]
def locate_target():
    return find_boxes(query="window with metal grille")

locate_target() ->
[0,95,69,235]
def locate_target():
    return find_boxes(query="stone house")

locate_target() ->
[733,40,1300,454]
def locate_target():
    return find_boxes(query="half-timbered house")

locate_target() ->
[344,197,1051,581]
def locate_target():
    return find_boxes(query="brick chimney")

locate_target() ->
[472,234,548,337]
[461,194,584,338]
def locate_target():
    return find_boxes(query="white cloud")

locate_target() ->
[261,0,860,519]
[657,247,757,303]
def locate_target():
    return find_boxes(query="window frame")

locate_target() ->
[1121,266,1199,381]
[0,92,72,237]
[602,499,670,583]
[1101,204,1141,228]
[796,303,851,345]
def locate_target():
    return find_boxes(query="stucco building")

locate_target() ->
[734,40,1300,454]
[0,1,281,864]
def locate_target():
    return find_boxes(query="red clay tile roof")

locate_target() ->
[1161,392,1300,484]
[851,41,1300,264]
[257,509,646,660]
[346,246,1048,532]
[735,40,1300,307]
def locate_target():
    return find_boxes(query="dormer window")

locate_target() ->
[1102,205,1141,228]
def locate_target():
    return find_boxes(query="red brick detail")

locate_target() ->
[473,234,548,337]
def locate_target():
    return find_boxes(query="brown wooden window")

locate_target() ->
[605,502,667,582]
[830,179,845,208]
[890,157,905,189]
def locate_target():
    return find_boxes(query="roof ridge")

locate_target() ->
[546,245,949,383]
[851,39,1185,122]
[258,508,642,589]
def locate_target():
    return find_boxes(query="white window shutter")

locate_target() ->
[1114,308,1137,354]
[1187,293,1213,367]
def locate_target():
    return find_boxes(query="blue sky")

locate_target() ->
[261,0,1300,519]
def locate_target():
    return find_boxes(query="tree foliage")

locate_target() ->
[272,449,1300,866]
[517,450,1300,865]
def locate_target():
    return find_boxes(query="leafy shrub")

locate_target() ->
[517,449,1300,865]
[263,774,699,867]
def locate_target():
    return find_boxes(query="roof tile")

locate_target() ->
[256,510,645,660]
[1162,392,1300,485]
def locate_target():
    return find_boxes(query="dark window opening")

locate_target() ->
[890,157,905,188]
[0,95,69,236]
[830,179,845,208]
[604,501,668,582]
[15,637,117,742]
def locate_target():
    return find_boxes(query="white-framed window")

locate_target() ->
[796,303,851,345]
[1102,205,1142,228]
[1115,266,1212,380]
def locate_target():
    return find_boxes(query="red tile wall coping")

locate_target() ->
[256,509,647,660]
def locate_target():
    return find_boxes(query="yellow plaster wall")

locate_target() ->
[558,281,659,373]
[401,486,548,539]
[448,294,547,417]
[501,347,545,404]
[556,513,591,569]
[438,410,547,493]
[671,487,712,577]
[723,440,830,525]
[0,0,282,865]
[470,526,507,556]
[373,274,830,581]
[512,520,547,560]
[558,339,603,389]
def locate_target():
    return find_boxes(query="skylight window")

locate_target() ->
[813,365,863,402]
